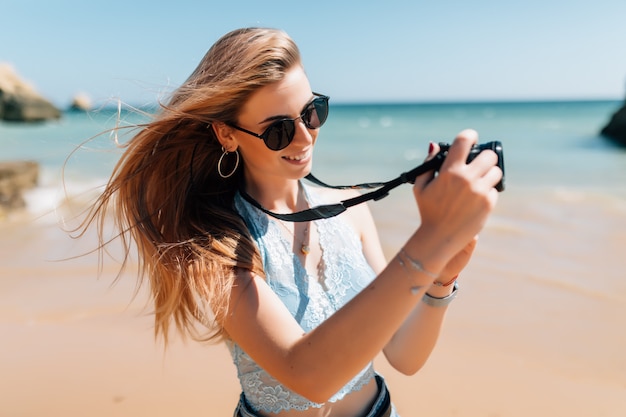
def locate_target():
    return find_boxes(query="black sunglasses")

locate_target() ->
[228,93,330,151]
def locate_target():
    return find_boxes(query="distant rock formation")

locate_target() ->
[0,63,61,122]
[0,160,39,219]
[600,100,626,146]
[69,92,92,111]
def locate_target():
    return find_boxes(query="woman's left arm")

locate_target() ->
[352,197,477,375]
[380,239,476,375]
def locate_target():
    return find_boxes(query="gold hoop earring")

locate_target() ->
[217,147,240,178]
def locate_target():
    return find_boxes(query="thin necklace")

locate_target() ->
[275,219,311,255]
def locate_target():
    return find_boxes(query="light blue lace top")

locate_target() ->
[229,183,377,414]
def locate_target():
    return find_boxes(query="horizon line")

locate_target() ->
[66,96,623,112]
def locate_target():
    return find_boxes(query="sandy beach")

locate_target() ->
[1,186,625,417]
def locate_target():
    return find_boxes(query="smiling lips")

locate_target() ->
[282,150,310,162]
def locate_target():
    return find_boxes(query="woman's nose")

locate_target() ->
[291,118,314,145]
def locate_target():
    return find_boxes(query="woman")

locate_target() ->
[81,27,502,417]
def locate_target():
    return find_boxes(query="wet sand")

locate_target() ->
[1,186,625,416]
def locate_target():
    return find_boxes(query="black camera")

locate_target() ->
[434,141,505,192]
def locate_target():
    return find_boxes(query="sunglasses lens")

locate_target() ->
[304,97,329,129]
[264,120,296,150]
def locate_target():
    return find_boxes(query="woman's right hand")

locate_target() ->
[411,129,502,268]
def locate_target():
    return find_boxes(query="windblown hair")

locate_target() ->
[80,28,301,344]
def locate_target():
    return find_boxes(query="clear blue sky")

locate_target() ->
[2,0,626,106]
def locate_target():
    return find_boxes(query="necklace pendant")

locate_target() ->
[301,244,310,255]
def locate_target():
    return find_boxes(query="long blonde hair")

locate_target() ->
[80,28,302,344]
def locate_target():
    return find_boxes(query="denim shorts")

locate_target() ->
[233,374,394,417]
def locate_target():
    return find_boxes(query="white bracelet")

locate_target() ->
[422,282,459,307]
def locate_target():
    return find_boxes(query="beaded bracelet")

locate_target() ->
[432,274,459,287]
[398,249,461,300]
[400,248,459,287]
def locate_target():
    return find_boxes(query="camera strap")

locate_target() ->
[238,151,446,222]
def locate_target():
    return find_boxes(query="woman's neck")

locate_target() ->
[242,176,306,213]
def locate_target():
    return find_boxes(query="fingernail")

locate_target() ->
[428,142,434,154]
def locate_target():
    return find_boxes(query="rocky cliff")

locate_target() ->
[0,63,61,122]
[600,100,626,146]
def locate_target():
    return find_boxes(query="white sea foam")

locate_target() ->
[22,172,107,226]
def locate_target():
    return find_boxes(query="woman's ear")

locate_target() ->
[212,122,237,150]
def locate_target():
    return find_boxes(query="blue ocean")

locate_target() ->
[2,99,625,217]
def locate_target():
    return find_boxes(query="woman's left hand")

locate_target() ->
[435,237,477,284]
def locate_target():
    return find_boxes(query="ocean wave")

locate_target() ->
[21,177,107,225]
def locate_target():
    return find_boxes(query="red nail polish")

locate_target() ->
[428,142,434,153]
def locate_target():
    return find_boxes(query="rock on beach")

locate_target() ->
[0,160,39,219]
[600,100,626,146]
[0,63,61,122]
